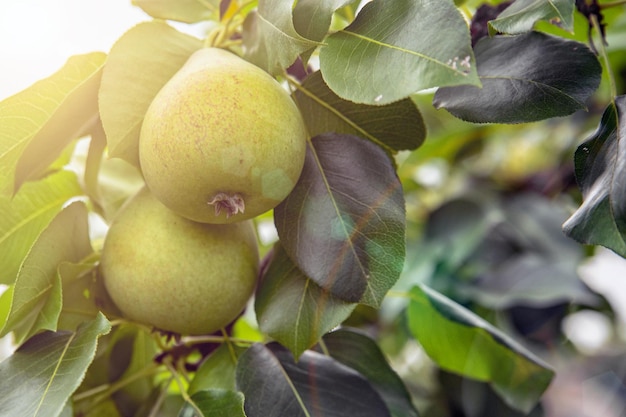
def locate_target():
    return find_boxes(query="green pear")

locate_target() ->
[139,47,307,224]
[100,187,259,335]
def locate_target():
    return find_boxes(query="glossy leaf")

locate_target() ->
[274,134,406,306]
[319,0,480,105]
[563,96,626,256]
[0,202,93,344]
[293,71,426,153]
[407,285,554,413]
[99,21,202,167]
[433,32,601,123]
[242,0,319,75]
[0,52,105,194]
[132,0,219,23]
[0,170,82,285]
[489,0,575,35]
[255,245,356,358]
[179,390,246,417]
[236,342,391,417]
[0,313,111,417]
[318,329,420,417]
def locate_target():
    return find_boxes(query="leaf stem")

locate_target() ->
[591,14,617,98]
[147,377,174,417]
[164,359,204,417]
[180,335,256,345]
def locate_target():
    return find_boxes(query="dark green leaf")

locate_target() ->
[236,342,391,417]
[489,0,575,35]
[255,245,355,358]
[99,21,202,167]
[319,328,420,417]
[563,96,626,255]
[131,0,219,23]
[0,202,93,344]
[319,0,480,105]
[274,134,406,306]
[407,285,554,413]
[293,71,426,152]
[0,313,111,417]
[242,0,318,75]
[433,32,601,123]
[179,390,246,417]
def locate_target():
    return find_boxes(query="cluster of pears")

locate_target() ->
[101,48,307,335]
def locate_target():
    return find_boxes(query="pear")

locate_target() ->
[139,47,307,224]
[101,187,259,335]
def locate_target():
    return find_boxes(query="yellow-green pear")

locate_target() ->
[139,47,307,224]
[100,187,259,335]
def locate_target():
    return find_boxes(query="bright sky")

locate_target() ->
[0,0,147,100]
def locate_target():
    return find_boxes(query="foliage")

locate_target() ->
[1,0,626,416]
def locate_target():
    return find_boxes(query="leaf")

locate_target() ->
[274,134,406,307]
[132,0,219,23]
[99,21,202,167]
[0,313,111,417]
[179,390,246,417]
[0,202,93,344]
[407,285,554,413]
[236,342,391,417]
[319,0,480,105]
[242,0,319,75]
[433,32,601,123]
[563,96,626,255]
[489,0,575,35]
[255,245,356,358]
[293,71,426,153]
[189,344,247,394]
[0,52,105,194]
[318,328,420,417]
[0,169,82,285]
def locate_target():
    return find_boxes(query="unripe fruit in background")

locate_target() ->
[139,47,308,224]
[100,187,259,335]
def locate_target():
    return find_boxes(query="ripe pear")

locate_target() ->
[100,187,259,335]
[139,47,307,224]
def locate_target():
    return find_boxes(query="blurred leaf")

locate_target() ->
[0,313,111,417]
[489,0,575,35]
[236,342,391,417]
[0,202,93,344]
[293,71,426,153]
[319,0,479,105]
[242,0,319,75]
[0,170,82,285]
[275,134,405,306]
[132,0,219,23]
[563,96,626,255]
[82,121,107,212]
[319,328,420,417]
[189,344,247,394]
[99,21,202,167]
[0,52,105,194]
[255,245,356,358]
[179,390,246,417]
[433,32,601,123]
[407,285,554,413]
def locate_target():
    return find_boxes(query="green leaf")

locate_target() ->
[433,32,601,123]
[293,71,426,153]
[255,245,356,358]
[407,285,554,413]
[0,169,82,285]
[242,0,320,75]
[189,344,247,394]
[319,0,480,105]
[274,134,406,307]
[0,313,111,417]
[179,390,246,417]
[132,0,219,23]
[99,21,202,167]
[319,329,420,417]
[1,201,93,344]
[563,96,626,255]
[236,342,391,417]
[489,0,575,35]
[0,52,105,194]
